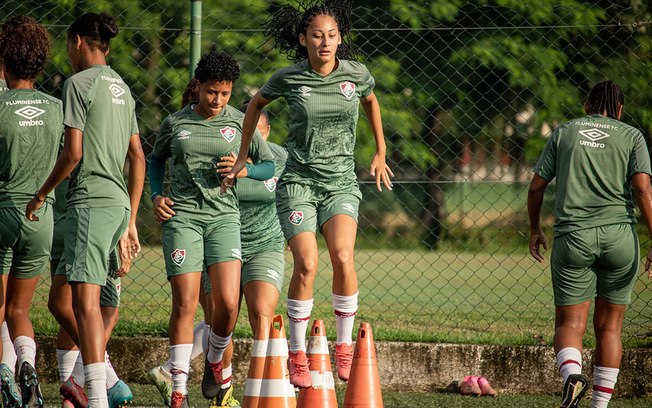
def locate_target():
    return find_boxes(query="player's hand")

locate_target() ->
[25,195,46,221]
[217,152,247,178]
[116,238,132,277]
[221,158,246,194]
[529,228,548,262]
[125,223,141,258]
[370,152,394,192]
[153,195,175,222]
[645,247,652,279]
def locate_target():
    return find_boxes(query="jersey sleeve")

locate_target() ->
[628,130,652,178]
[249,130,275,164]
[533,128,559,181]
[151,115,173,160]
[357,63,375,98]
[259,69,287,101]
[62,77,88,131]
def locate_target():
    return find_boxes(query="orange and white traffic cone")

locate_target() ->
[243,315,271,408]
[258,314,296,408]
[297,320,338,408]
[343,322,383,407]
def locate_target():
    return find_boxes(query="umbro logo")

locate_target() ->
[579,128,610,142]
[298,86,312,97]
[178,130,191,140]
[15,106,45,120]
[109,84,126,98]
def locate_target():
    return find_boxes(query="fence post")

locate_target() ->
[189,0,202,80]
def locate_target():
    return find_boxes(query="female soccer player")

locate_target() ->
[528,80,652,408]
[0,15,61,408]
[25,12,145,408]
[148,50,274,408]
[221,0,393,388]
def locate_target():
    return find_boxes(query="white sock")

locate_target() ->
[207,332,231,364]
[13,336,36,368]
[333,292,358,345]
[56,349,80,384]
[221,364,232,389]
[287,298,313,353]
[169,344,192,394]
[191,321,206,361]
[202,324,211,356]
[556,347,582,382]
[592,366,619,408]
[85,362,108,408]
[1,322,16,373]
[72,353,85,385]
[105,352,120,389]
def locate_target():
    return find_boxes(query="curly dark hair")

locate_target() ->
[68,12,118,53]
[181,77,201,109]
[194,50,240,84]
[264,0,356,62]
[0,15,51,80]
[584,80,624,120]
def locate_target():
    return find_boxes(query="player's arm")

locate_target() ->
[360,91,393,192]
[632,172,652,277]
[527,174,550,262]
[121,133,146,259]
[221,91,272,193]
[26,126,83,221]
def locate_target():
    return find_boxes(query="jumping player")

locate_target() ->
[528,80,652,408]
[221,0,393,388]
[148,50,274,408]
[25,12,145,408]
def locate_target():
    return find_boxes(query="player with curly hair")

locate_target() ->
[221,0,393,388]
[25,12,145,408]
[148,50,275,408]
[0,15,60,408]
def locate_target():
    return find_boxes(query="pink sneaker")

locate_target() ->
[288,350,311,388]
[460,375,482,396]
[335,343,353,382]
[478,376,497,396]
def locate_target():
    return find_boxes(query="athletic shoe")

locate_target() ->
[459,375,482,396]
[59,377,88,408]
[17,362,43,408]
[202,357,221,399]
[213,385,240,407]
[560,373,589,408]
[288,350,311,388]
[61,399,74,408]
[335,343,353,382]
[107,379,133,408]
[478,376,497,396]
[147,366,172,407]
[170,392,189,408]
[0,363,21,408]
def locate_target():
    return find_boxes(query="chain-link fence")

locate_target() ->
[5,0,652,346]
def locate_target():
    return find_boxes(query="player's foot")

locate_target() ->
[202,358,221,399]
[478,376,497,396]
[147,366,172,407]
[210,384,240,407]
[170,391,189,408]
[59,377,88,408]
[560,373,589,408]
[17,362,43,408]
[61,399,74,408]
[335,343,353,382]
[288,350,311,388]
[0,363,21,408]
[460,375,482,396]
[107,379,133,408]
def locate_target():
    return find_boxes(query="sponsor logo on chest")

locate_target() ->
[264,177,278,192]
[579,128,610,149]
[220,126,236,143]
[340,81,356,100]
[15,105,45,127]
[170,248,186,266]
[177,129,191,140]
[298,86,312,97]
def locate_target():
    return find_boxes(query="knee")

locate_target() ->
[557,316,587,334]
[294,256,318,279]
[172,298,198,320]
[594,320,622,337]
[331,248,354,272]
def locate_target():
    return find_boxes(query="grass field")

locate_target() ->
[37,383,651,408]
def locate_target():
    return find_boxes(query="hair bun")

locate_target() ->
[97,12,118,40]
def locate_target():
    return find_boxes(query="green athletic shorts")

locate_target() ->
[275,180,362,241]
[57,206,130,286]
[202,250,285,294]
[162,214,241,278]
[551,223,639,306]
[0,205,53,278]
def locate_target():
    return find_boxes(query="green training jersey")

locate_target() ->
[534,114,652,237]
[0,89,63,207]
[236,142,287,256]
[0,80,8,93]
[260,59,375,183]
[152,104,274,216]
[62,65,138,209]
